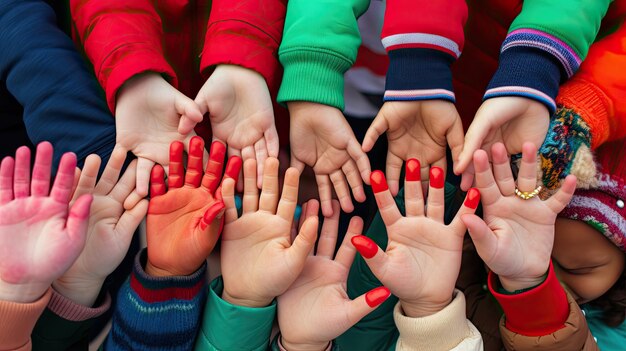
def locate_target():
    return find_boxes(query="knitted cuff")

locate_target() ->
[485,46,562,113]
[0,288,51,351]
[489,262,569,336]
[275,334,333,351]
[384,48,455,102]
[48,289,111,322]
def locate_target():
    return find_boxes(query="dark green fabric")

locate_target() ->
[32,307,97,351]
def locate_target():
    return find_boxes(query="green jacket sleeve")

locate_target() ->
[277,0,370,110]
[195,277,276,351]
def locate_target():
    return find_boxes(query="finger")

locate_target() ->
[335,216,364,271]
[241,145,255,165]
[149,164,166,197]
[0,157,15,204]
[221,178,239,224]
[254,139,268,189]
[343,160,366,203]
[460,163,475,192]
[175,94,204,135]
[348,139,372,185]
[66,194,93,244]
[491,143,515,196]
[31,142,54,197]
[115,199,149,240]
[259,157,280,213]
[13,146,31,198]
[472,150,501,205]
[461,214,498,263]
[288,216,319,269]
[330,170,354,213]
[362,113,389,153]
[50,152,78,203]
[109,160,139,203]
[276,167,301,222]
[228,146,244,192]
[450,188,480,234]
[420,164,430,198]
[290,153,306,173]
[447,116,465,175]
[135,157,154,198]
[71,167,81,201]
[242,159,259,213]
[351,235,390,280]
[316,174,335,217]
[202,141,227,193]
[516,142,539,193]
[299,199,319,232]
[404,158,424,217]
[346,286,391,325]
[545,175,577,213]
[222,156,242,190]
[316,200,341,258]
[385,152,403,196]
[198,201,225,233]
[73,154,101,202]
[426,167,446,223]
[184,136,205,188]
[455,118,492,176]
[265,129,280,158]
[95,147,126,194]
[370,171,402,226]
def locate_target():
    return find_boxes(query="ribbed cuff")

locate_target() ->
[384,48,455,102]
[0,288,51,351]
[556,78,612,149]
[48,289,111,322]
[277,335,332,351]
[485,47,562,113]
[489,262,569,336]
[278,49,351,110]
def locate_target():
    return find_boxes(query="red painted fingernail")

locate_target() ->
[406,159,421,181]
[464,188,480,209]
[169,141,184,162]
[351,235,378,259]
[429,167,445,189]
[370,171,388,193]
[189,136,205,157]
[224,156,242,180]
[365,286,391,308]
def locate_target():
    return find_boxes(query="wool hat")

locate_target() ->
[557,139,626,251]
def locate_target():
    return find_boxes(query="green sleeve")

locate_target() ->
[31,308,94,351]
[195,276,276,351]
[277,0,370,110]
[510,0,612,60]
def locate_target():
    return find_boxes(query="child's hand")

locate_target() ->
[53,148,148,306]
[362,100,464,195]
[0,142,92,303]
[278,201,391,351]
[288,102,370,216]
[461,142,576,292]
[220,157,319,308]
[115,73,205,202]
[195,65,279,188]
[456,97,549,190]
[352,160,479,317]
[145,137,242,277]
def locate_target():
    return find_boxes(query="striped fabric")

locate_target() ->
[484,86,556,112]
[382,33,461,58]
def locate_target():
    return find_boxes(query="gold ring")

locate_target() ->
[514,186,542,200]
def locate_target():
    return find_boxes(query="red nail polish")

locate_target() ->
[225,156,242,180]
[370,170,388,193]
[351,235,378,259]
[405,159,421,181]
[169,141,184,162]
[429,167,445,189]
[464,188,480,209]
[365,286,391,308]
[189,136,205,157]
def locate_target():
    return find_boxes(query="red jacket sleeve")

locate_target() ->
[201,0,287,94]
[381,0,467,103]
[70,0,176,113]
[556,20,626,149]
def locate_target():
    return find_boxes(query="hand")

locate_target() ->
[220,157,319,308]
[115,72,204,203]
[461,142,576,292]
[195,65,279,188]
[278,201,391,351]
[0,142,92,303]
[352,160,479,317]
[455,97,550,190]
[145,137,242,277]
[288,102,370,216]
[54,148,148,306]
[362,100,464,195]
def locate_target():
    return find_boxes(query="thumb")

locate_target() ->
[461,214,497,262]
[362,112,389,153]
[288,216,319,267]
[116,199,149,240]
[346,286,391,325]
[290,151,306,173]
[455,113,494,176]
[446,116,465,175]
[351,235,390,282]
[176,95,204,135]
[66,194,93,245]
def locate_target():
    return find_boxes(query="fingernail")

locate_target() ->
[366,286,391,307]
[189,136,205,157]
[351,235,378,259]
[406,159,421,181]
[429,167,445,189]
[169,141,184,161]
[370,170,388,193]
[464,188,480,209]
[225,156,242,180]
[210,141,226,160]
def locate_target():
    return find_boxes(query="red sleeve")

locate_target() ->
[380,0,467,102]
[70,0,176,113]
[556,21,626,149]
[200,0,286,94]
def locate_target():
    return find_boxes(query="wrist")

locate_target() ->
[498,274,547,293]
[221,289,272,308]
[52,278,104,307]
[0,281,49,304]
[280,336,330,351]
[400,296,452,318]
[145,260,177,278]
